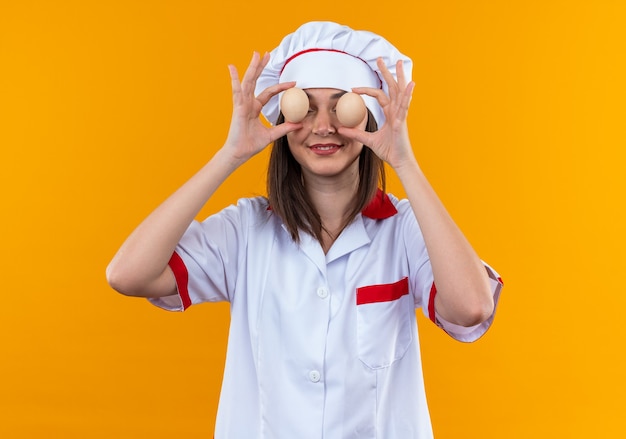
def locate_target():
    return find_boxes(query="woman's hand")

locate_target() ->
[340,58,416,170]
[223,52,301,165]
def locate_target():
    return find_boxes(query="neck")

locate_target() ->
[303,173,359,254]
[307,176,357,221]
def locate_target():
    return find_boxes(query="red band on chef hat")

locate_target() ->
[280,49,382,89]
[255,21,412,128]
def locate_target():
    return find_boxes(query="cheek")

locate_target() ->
[285,133,303,158]
[286,130,306,148]
[285,132,296,150]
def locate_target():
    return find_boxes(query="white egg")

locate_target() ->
[280,87,309,123]
[336,92,367,127]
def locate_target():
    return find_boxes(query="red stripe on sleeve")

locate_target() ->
[428,282,437,323]
[168,252,192,310]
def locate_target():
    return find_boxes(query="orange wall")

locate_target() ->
[1,1,625,437]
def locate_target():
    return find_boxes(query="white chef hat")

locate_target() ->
[255,21,412,128]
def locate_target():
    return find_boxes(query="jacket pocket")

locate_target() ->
[356,277,413,369]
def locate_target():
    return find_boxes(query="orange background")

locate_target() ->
[1,1,625,437]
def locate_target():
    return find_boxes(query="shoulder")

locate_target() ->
[233,195,271,213]
[387,193,413,216]
[228,196,277,229]
[214,196,269,215]
[364,193,421,241]
[202,196,272,229]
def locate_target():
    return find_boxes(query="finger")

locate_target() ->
[268,121,303,140]
[395,60,408,89]
[228,64,240,83]
[228,64,243,103]
[398,80,416,119]
[255,81,296,107]
[251,52,270,83]
[239,51,257,84]
[337,126,375,147]
[376,57,399,100]
[351,86,390,107]
[240,51,268,94]
[387,79,415,123]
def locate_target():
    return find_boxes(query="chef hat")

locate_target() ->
[256,21,412,128]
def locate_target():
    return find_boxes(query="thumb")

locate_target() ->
[269,122,302,143]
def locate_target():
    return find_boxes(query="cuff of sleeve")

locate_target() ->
[432,263,503,343]
[147,252,192,312]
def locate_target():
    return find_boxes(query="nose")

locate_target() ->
[312,110,336,136]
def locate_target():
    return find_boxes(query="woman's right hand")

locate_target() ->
[107,52,301,299]
[223,52,301,164]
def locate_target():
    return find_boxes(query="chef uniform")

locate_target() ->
[150,21,503,439]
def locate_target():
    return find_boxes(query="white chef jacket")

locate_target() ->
[150,191,503,439]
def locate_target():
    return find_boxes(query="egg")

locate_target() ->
[336,92,367,127]
[280,87,309,123]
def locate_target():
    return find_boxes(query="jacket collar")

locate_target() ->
[267,189,398,219]
[361,189,398,219]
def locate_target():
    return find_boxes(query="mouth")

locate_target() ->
[310,143,342,154]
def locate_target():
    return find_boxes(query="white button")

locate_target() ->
[308,370,321,383]
[316,287,329,299]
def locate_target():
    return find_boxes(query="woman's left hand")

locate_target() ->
[340,58,416,170]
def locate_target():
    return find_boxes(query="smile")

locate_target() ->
[310,144,341,155]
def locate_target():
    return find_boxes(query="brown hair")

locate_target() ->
[267,110,385,243]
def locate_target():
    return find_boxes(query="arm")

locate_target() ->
[393,159,494,327]
[106,52,300,298]
[347,59,493,327]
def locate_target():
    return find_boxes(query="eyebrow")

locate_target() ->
[304,90,347,100]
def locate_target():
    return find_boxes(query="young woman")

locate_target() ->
[107,21,503,439]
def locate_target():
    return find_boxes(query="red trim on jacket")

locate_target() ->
[428,283,437,323]
[357,277,409,305]
[168,252,192,310]
[361,190,398,219]
[268,189,398,219]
